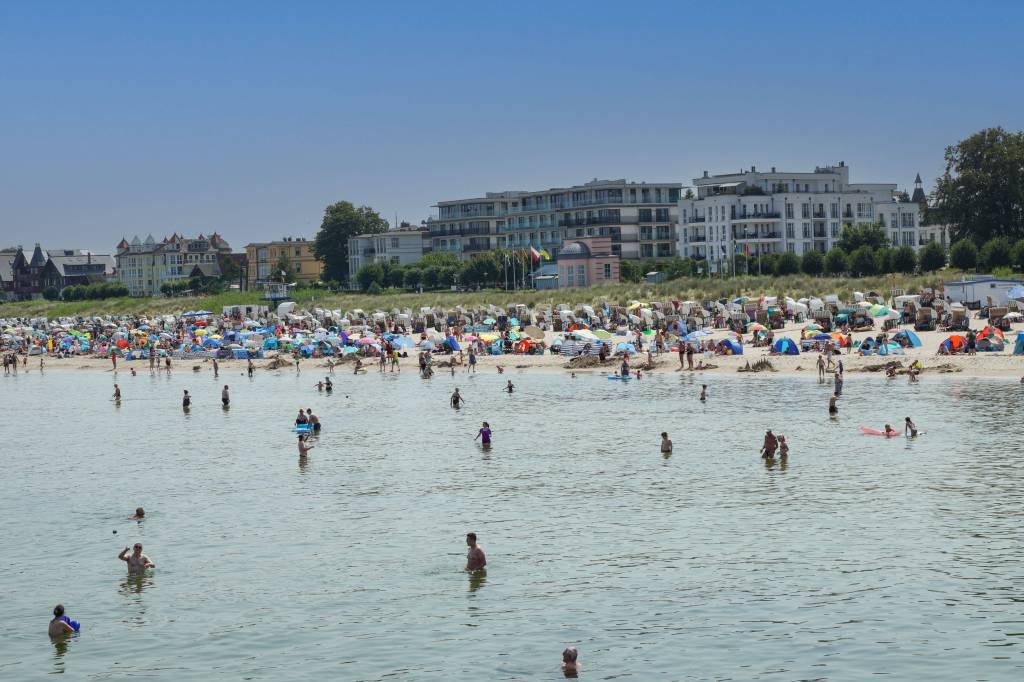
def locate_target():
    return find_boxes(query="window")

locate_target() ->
[391,238,399,248]
[785,203,794,219]
[295,247,301,257]
[830,222,839,238]
[802,223,811,238]
[391,256,400,264]
[639,209,652,222]
[787,243,795,253]
[655,208,669,222]
[578,271,585,287]
[801,204,810,218]
[786,223,795,239]
[603,263,611,279]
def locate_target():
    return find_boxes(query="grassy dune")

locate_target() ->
[1,272,948,318]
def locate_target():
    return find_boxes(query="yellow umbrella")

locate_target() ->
[479,333,498,343]
[194,329,208,335]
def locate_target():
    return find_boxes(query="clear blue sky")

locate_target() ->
[1,1,1021,252]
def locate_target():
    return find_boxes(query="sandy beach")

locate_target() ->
[28,320,1024,379]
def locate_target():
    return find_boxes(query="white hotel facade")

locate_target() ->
[425,179,682,262]
[678,163,938,271]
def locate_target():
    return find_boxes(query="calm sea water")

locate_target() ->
[1,364,1022,681]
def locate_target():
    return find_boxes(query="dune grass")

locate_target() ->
[1,272,949,318]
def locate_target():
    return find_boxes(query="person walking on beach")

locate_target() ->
[118,543,155,574]
[465,533,486,571]
[687,343,694,370]
[475,421,492,446]
[149,351,155,372]
[221,385,230,407]
[451,388,466,409]
[212,357,219,378]
[111,351,117,371]
[390,347,400,372]
[182,390,191,410]
[904,417,918,437]
[833,370,843,396]
[165,356,172,373]
[468,347,477,373]
[760,430,778,459]
[678,341,686,370]
[661,432,673,453]
[326,358,335,374]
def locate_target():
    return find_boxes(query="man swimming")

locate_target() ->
[760,430,778,459]
[131,507,145,520]
[661,432,673,453]
[307,408,321,433]
[699,384,707,401]
[118,543,155,574]
[465,533,486,571]
[561,647,580,674]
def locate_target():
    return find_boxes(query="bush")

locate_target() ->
[355,263,384,291]
[918,241,946,272]
[62,281,129,301]
[980,237,1014,270]
[849,246,878,276]
[42,286,60,301]
[774,252,801,276]
[801,250,824,275]
[892,245,917,274]
[949,240,979,271]
[403,268,422,290]
[385,267,406,288]
[619,260,642,283]
[421,266,440,289]
[875,248,895,275]
[1012,240,1024,271]
[366,281,383,295]
[824,248,848,276]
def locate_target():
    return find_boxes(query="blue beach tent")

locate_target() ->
[772,337,800,355]
[1016,332,1024,355]
[892,330,922,348]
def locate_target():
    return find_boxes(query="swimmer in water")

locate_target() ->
[324,377,333,392]
[451,388,466,408]
[505,380,514,393]
[699,384,707,401]
[112,384,121,401]
[562,647,580,674]
[661,432,672,453]
[884,423,898,437]
[465,532,486,571]
[315,380,323,391]
[475,421,491,446]
[297,434,314,457]
[778,435,789,459]
[295,409,308,426]
[904,416,917,437]
[131,507,145,520]
[306,408,321,433]
[118,543,155,574]
[182,390,191,409]
[221,385,230,407]
[49,605,77,637]
[829,392,838,414]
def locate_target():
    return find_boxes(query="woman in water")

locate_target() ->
[904,417,917,437]
[474,422,492,446]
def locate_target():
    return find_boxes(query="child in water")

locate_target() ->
[778,435,789,459]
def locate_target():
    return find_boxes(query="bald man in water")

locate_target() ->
[118,543,155,574]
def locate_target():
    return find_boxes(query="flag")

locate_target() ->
[540,249,551,261]
[529,247,541,262]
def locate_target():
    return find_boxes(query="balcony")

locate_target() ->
[462,242,491,253]
[842,211,853,218]
[813,229,827,239]
[735,232,781,240]
[732,211,781,221]
[812,211,826,219]
[362,248,375,256]
[688,216,707,223]
[688,231,708,242]
[558,215,637,227]
[428,226,491,238]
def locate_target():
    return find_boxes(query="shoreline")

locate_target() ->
[21,351,1024,379]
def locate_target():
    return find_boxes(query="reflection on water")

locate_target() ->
[1,371,1022,679]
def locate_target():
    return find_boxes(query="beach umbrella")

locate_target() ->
[592,329,612,340]
[749,323,767,332]
[803,323,823,332]
[483,317,496,325]
[358,337,377,345]
[524,325,544,339]
[813,333,832,341]
[615,342,637,354]
[419,340,436,351]
[978,326,1004,341]
[720,339,744,355]
[447,335,462,351]
[725,330,742,341]
[464,334,479,342]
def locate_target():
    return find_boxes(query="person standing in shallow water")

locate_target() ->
[661,432,673,453]
[451,388,466,408]
[465,533,486,571]
[221,385,230,407]
[182,390,191,410]
[475,421,491,446]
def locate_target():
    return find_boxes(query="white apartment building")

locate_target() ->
[678,163,925,271]
[425,179,682,262]
[347,227,428,286]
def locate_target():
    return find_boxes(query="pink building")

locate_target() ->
[557,236,619,288]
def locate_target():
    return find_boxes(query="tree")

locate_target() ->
[366,282,383,295]
[403,268,422,290]
[385,266,406,288]
[949,240,979,272]
[683,188,695,200]
[931,127,1024,242]
[918,241,946,272]
[355,262,384,291]
[753,253,779,276]
[774,252,801,276]
[312,201,389,283]
[421,266,441,289]
[619,260,642,282]
[42,286,60,301]
[418,251,462,269]
[824,248,848,276]
[801,250,824,275]
[849,246,877,277]
[461,255,500,288]
[837,223,888,253]
[892,245,918,274]
[218,253,240,284]
[661,257,693,280]
[274,251,296,283]
[875,248,895,275]
[1012,240,1024,271]
[980,236,1014,270]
